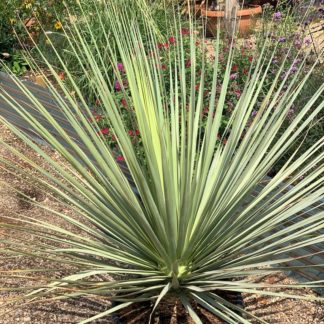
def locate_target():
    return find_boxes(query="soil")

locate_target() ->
[118,299,222,324]
[0,123,323,323]
[118,291,243,323]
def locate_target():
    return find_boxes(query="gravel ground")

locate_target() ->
[0,123,323,323]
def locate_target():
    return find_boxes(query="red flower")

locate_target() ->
[121,98,128,108]
[181,28,190,35]
[249,56,253,63]
[161,64,167,70]
[169,36,176,44]
[158,43,169,49]
[234,90,241,98]
[185,59,191,68]
[100,128,109,135]
[95,114,103,122]
[58,72,65,80]
[95,98,101,106]
[128,130,134,136]
[203,107,209,114]
[116,155,125,162]
[135,130,140,136]
[243,69,249,75]
[231,65,238,72]
[195,84,200,91]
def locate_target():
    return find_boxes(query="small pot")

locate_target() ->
[201,5,262,36]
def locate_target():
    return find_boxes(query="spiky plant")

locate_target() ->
[0,1,323,322]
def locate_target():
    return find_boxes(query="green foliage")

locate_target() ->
[0,1,323,322]
[35,0,180,102]
[1,52,29,76]
[258,3,323,176]
[0,2,19,53]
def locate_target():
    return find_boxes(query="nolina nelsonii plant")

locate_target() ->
[0,1,323,322]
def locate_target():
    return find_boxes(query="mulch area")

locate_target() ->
[0,123,323,323]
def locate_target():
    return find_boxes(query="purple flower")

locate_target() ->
[252,110,257,117]
[287,108,295,120]
[304,38,311,46]
[273,12,282,20]
[230,73,237,80]
[115,80,122,91]
[117,63,124,72]
[278,37,286,43]
[294,39,302,47]
[292,58,301,65]
[288,66,298,75]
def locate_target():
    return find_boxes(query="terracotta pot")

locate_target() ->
[201,5,262,36]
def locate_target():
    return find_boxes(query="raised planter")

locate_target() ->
[201,5,262,36]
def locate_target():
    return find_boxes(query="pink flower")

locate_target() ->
[116,155,125,162]
[115,80,122,91]
[117,63,125,72]
[230,73,237,80]
[100,128,109,135]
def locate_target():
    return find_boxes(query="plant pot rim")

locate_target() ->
[200,5,262,17]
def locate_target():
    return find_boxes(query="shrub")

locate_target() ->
[0,1,323,322]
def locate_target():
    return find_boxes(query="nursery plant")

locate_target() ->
[0,0,323,322]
